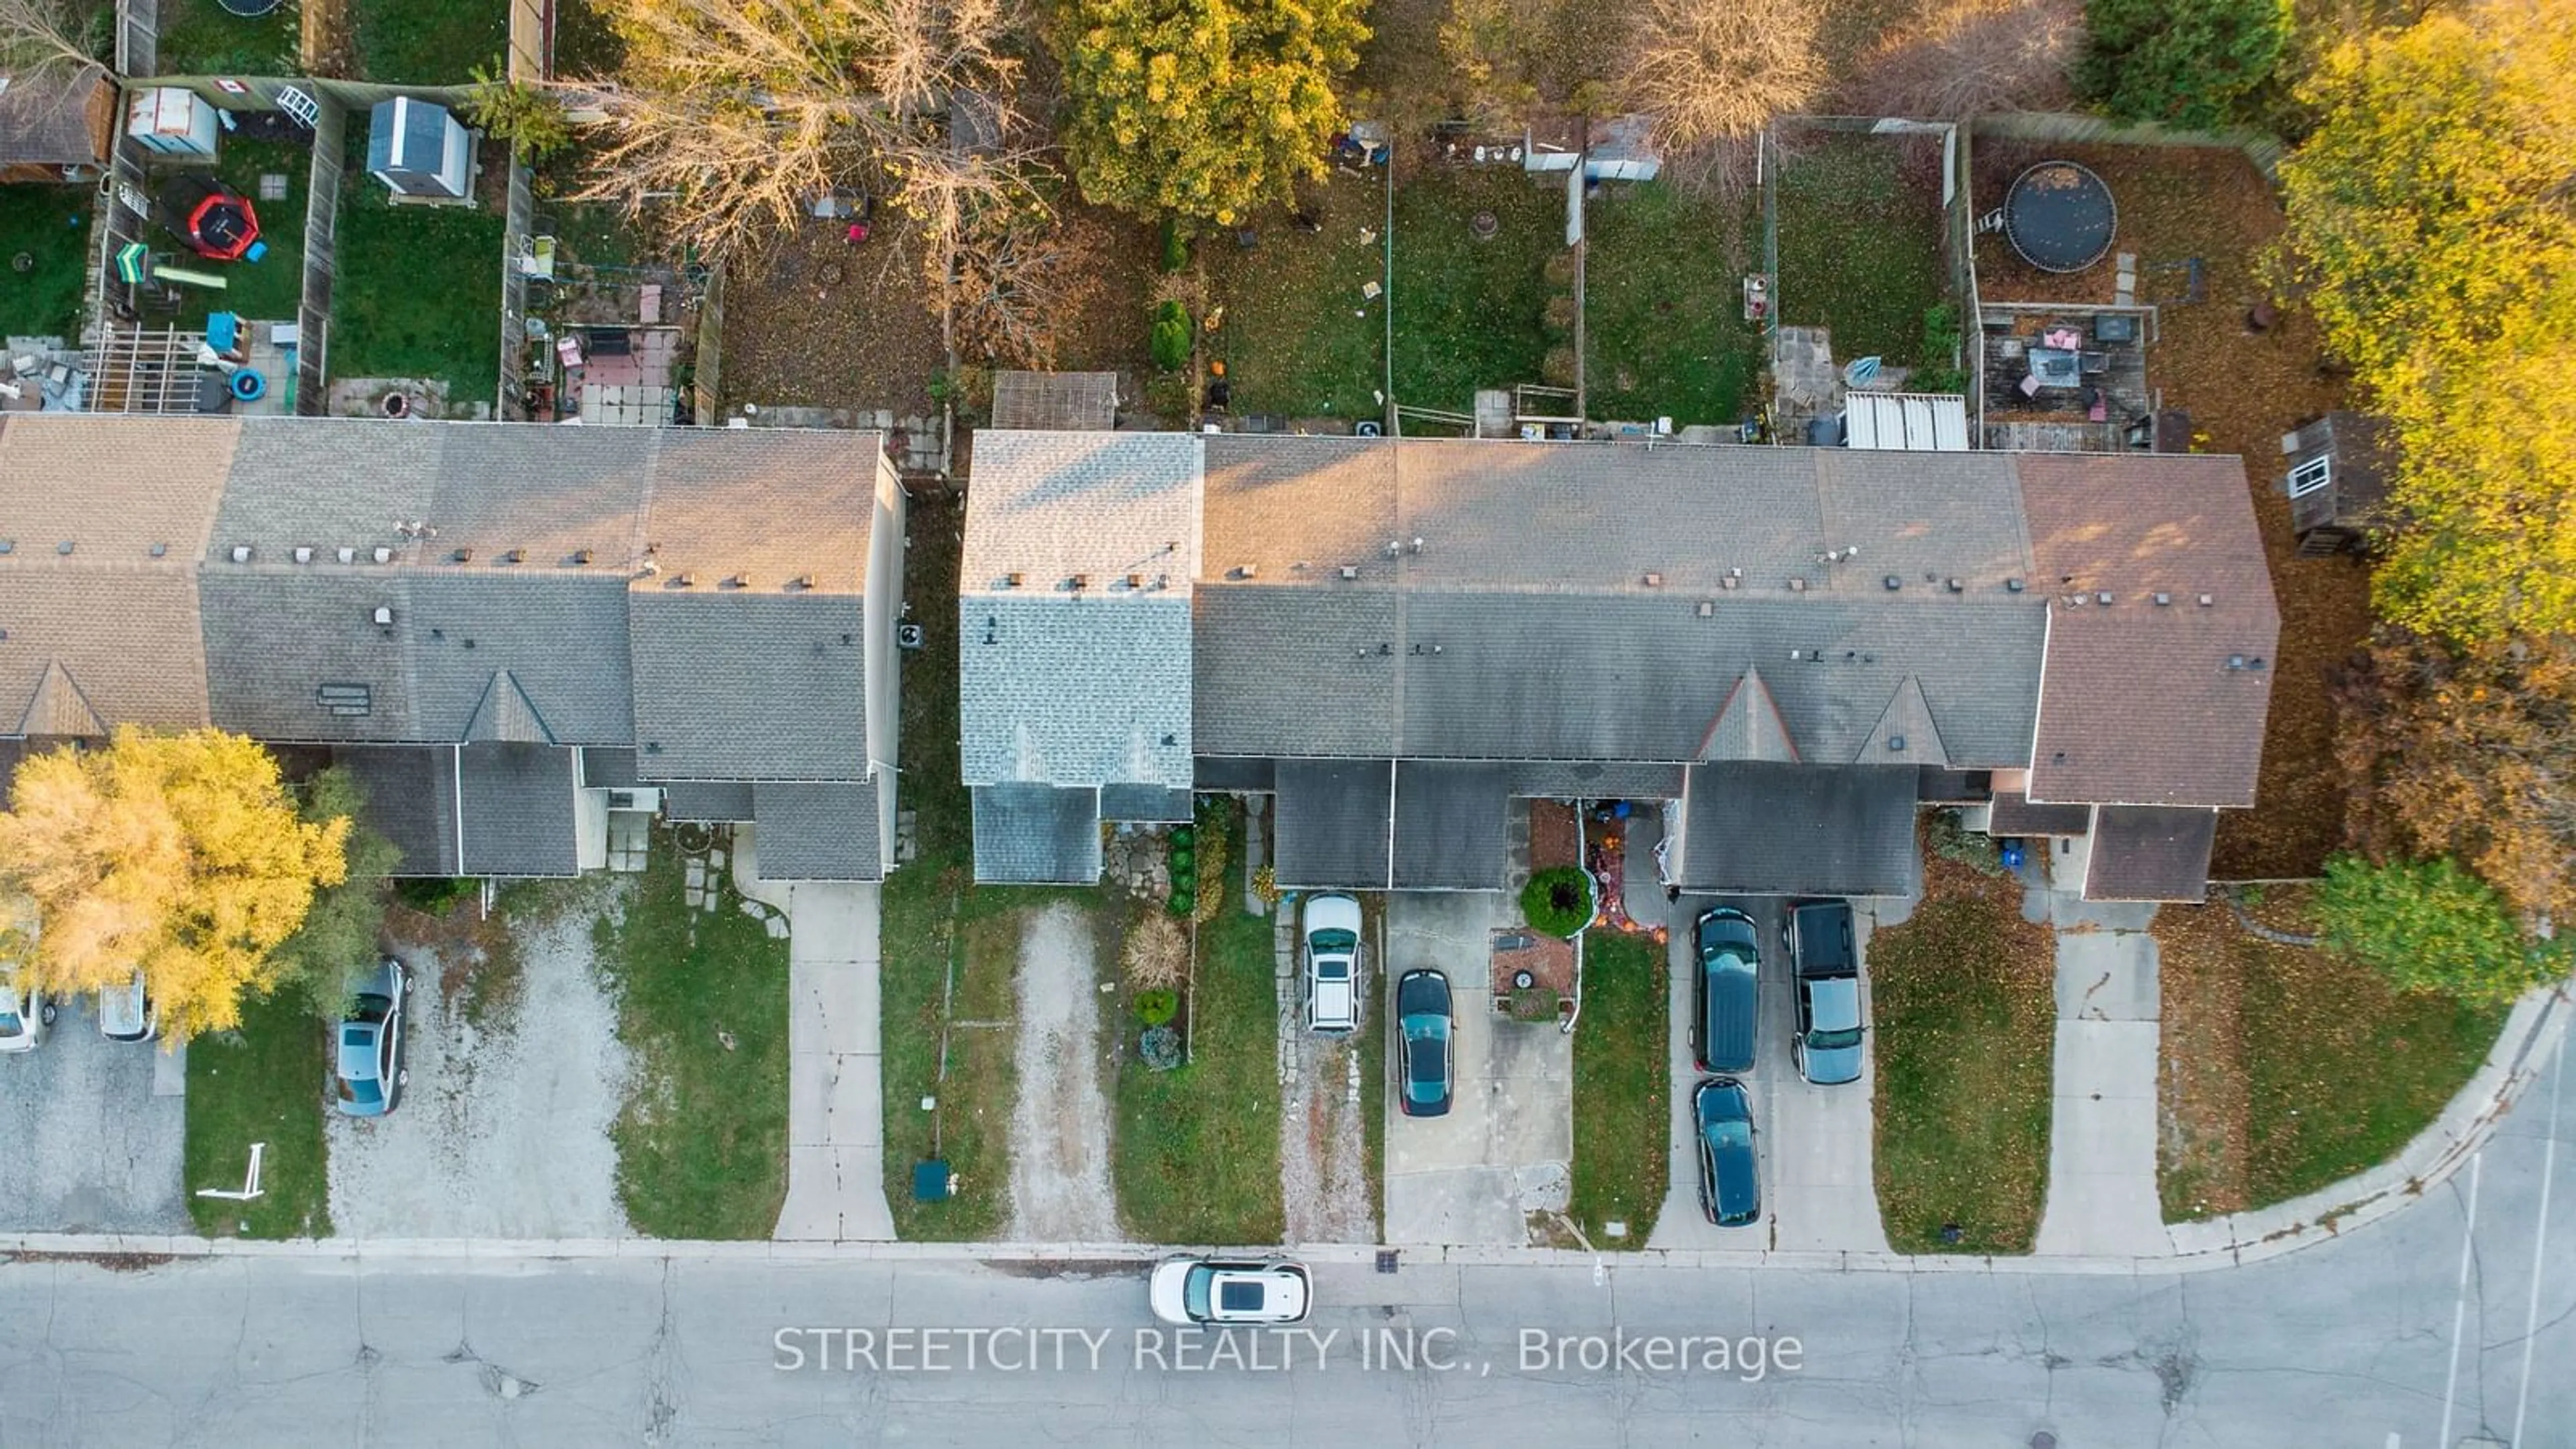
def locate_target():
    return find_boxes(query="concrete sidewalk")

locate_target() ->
[2033,892,2167,1258]
[771,877,896,1242]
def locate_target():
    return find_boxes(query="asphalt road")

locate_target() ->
[1,1035,2565,1448]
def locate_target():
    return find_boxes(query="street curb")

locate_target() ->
[9,983,2561,1280]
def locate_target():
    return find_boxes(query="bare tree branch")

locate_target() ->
[0,0,107,76]
[1620,0,1823,153]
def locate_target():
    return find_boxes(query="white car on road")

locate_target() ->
[1148,1258,1312,1325]
[1302,894,1363,1035]
[0,970,52,1053]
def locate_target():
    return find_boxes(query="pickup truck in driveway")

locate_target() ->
[1786,899,1864,1085]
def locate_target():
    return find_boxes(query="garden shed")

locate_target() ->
[2280,411,2392,555]
[0,64,114,180]
[366,97,474,201]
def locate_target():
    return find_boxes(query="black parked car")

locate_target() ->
[1396,969,1453,1117]
[1694,1077,1760,1228]
[1693,907,1760,1074]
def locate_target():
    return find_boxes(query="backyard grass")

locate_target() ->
[593,841,791,1238]
[0,182,92,339]
[1774,132,1951,369]
[1391,165,1558,417]
[183,990,331,1238]
[172,138,313,331]
[1203,172,1386,421]
[1112,839,1286,1245]
[551,0,627,79]
[1583,181,1765,427]
[1870,855,2057,1254]
[1566,930,1668,1248]
[329,179,504,408]
[2156,890,2510,1221]
[154,0,301,74]
[352,0,508,84]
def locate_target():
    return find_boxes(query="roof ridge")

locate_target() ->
[17,659,107,739]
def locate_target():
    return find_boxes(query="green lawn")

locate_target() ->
[329,180,504,408]
[1583,182,1765,427]
[1870,863,2057,1254]
[1112,820,1286,1244]
[174,138,313,331]
[551,0,626,79]
[593,839,791,1238]
[352,0,508,83]
[154,0,300,75]
[183,990,331,1238]
[1204,172,1386,421]
[1774,134,1951,368]
[0,183,93,339]
[1566,931,1668,1247]
[1391,166,1558,417]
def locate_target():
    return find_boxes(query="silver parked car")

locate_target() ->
[99,970,158,1043]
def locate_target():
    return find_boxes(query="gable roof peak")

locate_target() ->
[462,668,555,745]
[1697,665,1801,763]
[1855,674,1950,767]
[18,659,107,739]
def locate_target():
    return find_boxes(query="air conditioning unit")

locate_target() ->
[605,788,663,814]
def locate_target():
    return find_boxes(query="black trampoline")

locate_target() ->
[2002,161,2116,274]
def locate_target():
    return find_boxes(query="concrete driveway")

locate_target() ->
[1382,892,1572,1246]
[0,999,186,1234]
[1651,894,1887,1251]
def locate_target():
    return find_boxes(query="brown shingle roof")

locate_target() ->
[2085,805,2218,902]
[2017,453,2278,808]
[0,65,111,168]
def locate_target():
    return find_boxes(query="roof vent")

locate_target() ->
[2096,590,2113,606]
[150,543,169,559]
[2249,656,2267,670]
[505,547,527,564]
[1696,600,1716,617]
[1788,577,1807,592]
[1643,572,1664,588]
[1719,576,1739,590]
[231,545,252,563]
[799,573,818,590]
[0,539,12,554]
[337,546,356,564]
[1945,578,1963,593]
[1883,575,1901,591]
[1385,539,1402,557]
[2198,593,2215,607]
[574,548,595,566]
[56,541,72,556]
[1003,571,1024,588]
[1340,566,1360,581]
[1410,537,1426,554]
[293,545,314,564]
[729,572,751,589]
[2065,593,2086,608]
[371,606,394,627]
[1126,572,1145,590]
[2226,654,2247,670]
[2006,577,2026,593]
[676,572,697,588]
[1230,564,1257,580]
[2153,592,2172,606]
[1068,572,1090,590]
[1887,734,1907,752]
[453,546,474,564]
[373,546,394,564]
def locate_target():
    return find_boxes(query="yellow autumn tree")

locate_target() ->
[0,729,350,1042]
[2275,0,2576,642]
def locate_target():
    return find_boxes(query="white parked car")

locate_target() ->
[0,970,53,1054]
[99,970,158,1043]
[1148,1257,1312,1325]
[1302,894,1363,1035]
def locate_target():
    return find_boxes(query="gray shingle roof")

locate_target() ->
[2085,805,2217,902]
[1501,761,1684,800]
[1988,790,2090,836]
[1393,761,1509,890]
[457,743,580,877]
[753,780,883,881]
[581,746,639,788]
[1273,758,1394,890]
[636,428,879,596]
[1679,763,1921,896]
[331,744,460,877]
[661,781,754,822]
[971,783,1103,883]
[629,592,867,780]
[1101,784,1193,822]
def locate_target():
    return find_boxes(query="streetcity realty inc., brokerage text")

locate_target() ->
[775,1326,1804,1380]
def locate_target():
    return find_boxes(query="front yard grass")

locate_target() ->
[1391,165,1557,417]
[2156,890,2510,1221]
[1870,854,2056,1254]
[184,989,331,1238]
[593,840,791,1238]
[154,0,301,74]
[1204,172,1386,421]
[1112,829,1286,1244]
[1774,133,1950,368]
[328,157,504,409]
[1583,181,1765,427]
[1566,930,1667,1248]
[351,0,508,84]
[0,182,91,339]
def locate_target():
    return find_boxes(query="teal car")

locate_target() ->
[1695,1077,1761,1228]
[1396,969,1452,1117]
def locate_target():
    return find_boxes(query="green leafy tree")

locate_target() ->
[2316,854,2569,1008]
[2275,2,2576,642]
[1052,0,1369,225]
[268,767,399,1018]
[462,64,576,162]
[2078,0,2290,129]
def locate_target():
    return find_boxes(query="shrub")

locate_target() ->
[1150,299,1192,371]
[394,876,480,914]
[1123,913,1189,990]
[1159,217,1191,273]
[1191,797,1232,924]
[1507,985,1558,1020]
[1520,865,1595,937]
[2079,0,2289,129]
[1139,1024,1183,1070]
[1541,345,1577,387]
[1252,865,1281,907]
[2316,854,2570,1008]
[1926,809,2006,875]
[1136,989,1179,1026]
[460,66,574,162]
[1543,294,1578,335]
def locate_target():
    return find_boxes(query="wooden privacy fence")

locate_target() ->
[1969,111,2286,182]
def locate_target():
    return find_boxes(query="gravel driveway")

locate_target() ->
[0,1011,186,1234]
[327,901,632,1239]
[1004,902,1121,1242]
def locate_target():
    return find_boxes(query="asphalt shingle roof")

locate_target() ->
[753,780,883,881]
[1393,761,1509,889]
[1680,762,1921,896]
[1273,758,1394,890]
[0,64,109,166]
[628,592,867,780]
[2085,805,2218,902]
[331,744,460,877]
[972,783,1103,883]
[1101,783,1193,822]
[457,743,580,877]
[661,781,755,821]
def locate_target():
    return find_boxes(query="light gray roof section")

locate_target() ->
[1699,666,1799,762]
[972,783,1104,884]
[961,431,1201,596]
[1680,763,1921,896]
[661,781,755,822]
[753,780,884,881]
[636,427,881,596]
[330,744,460,877]
[1393,761,1509,890]
[1102,784,1194,822]
[629,592,867,780]
[1502,761,1684,800]
[457,743,580,877]
[962,596,1191,787]
[199,572,637,745]
[1273,758,1394,890]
